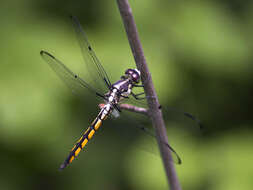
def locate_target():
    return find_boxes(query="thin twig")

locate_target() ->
[119,103,148,116]
[116,1,181,189]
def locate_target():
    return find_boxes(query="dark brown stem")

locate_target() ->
[116,0,181,189]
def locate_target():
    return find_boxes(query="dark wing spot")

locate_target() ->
[74,75,78,78]
[88,46,92,51]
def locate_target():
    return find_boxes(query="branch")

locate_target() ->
[119,103,148,116]
[116,1,181,189]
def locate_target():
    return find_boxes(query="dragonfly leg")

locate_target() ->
[120,94,130,99]
[131,92,146,100]
[134,92,145,97]
[133,84,144,88]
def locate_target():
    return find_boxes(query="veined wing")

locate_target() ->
[135,121,182,164]
[70,16,111,91]
[122,95,203,129]
[40,50,104,97]
[110,108,182,164]
[114,101,202,164]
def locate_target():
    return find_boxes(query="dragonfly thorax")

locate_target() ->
[108,79,132,104]
[106,68,141,104]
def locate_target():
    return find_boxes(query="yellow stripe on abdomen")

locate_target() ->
[69,156,75,163]
[94,119,102,130]
[59,115,107,170]
[75,147,81,156]
[88,129,95,140]
[81,138,88,148]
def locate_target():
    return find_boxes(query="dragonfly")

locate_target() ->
[40,16,191,170]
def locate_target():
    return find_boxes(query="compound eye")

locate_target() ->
[132,73,139,82]
[125,69,134,75]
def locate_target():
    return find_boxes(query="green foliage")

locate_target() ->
[0,0,252,189]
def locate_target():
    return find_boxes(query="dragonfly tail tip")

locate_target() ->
[59,163,66,171]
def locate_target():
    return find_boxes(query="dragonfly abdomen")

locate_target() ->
[59,106,110,170]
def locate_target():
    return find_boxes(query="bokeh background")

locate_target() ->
[1,0,253,189]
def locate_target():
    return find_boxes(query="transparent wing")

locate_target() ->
[40,50,104,97]
[122,94,202,129]
[132,120,182,164]
[110,96,202,164]
[108,108,182,164]
[70,16,111,91]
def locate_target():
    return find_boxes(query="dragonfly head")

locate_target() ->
[124,69,141,84]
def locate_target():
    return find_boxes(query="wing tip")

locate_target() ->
[177,157,182,165]
[40,50,55,59]
[40,50,45,56]
[70,15,77,22]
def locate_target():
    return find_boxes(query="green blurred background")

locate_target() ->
[1,0,253,189]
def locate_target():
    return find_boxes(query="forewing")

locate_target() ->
[70,16,111,91]
[40,50,103,97]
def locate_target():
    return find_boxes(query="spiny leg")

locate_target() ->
[132,82,156,100]
[131,92,146,100]
[133,84,144,87]
[120,94,130,99]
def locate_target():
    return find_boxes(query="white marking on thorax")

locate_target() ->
[100,103,111,120]
[108,89,117,102]
[113,80,126,90]
[100,79,133,120]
